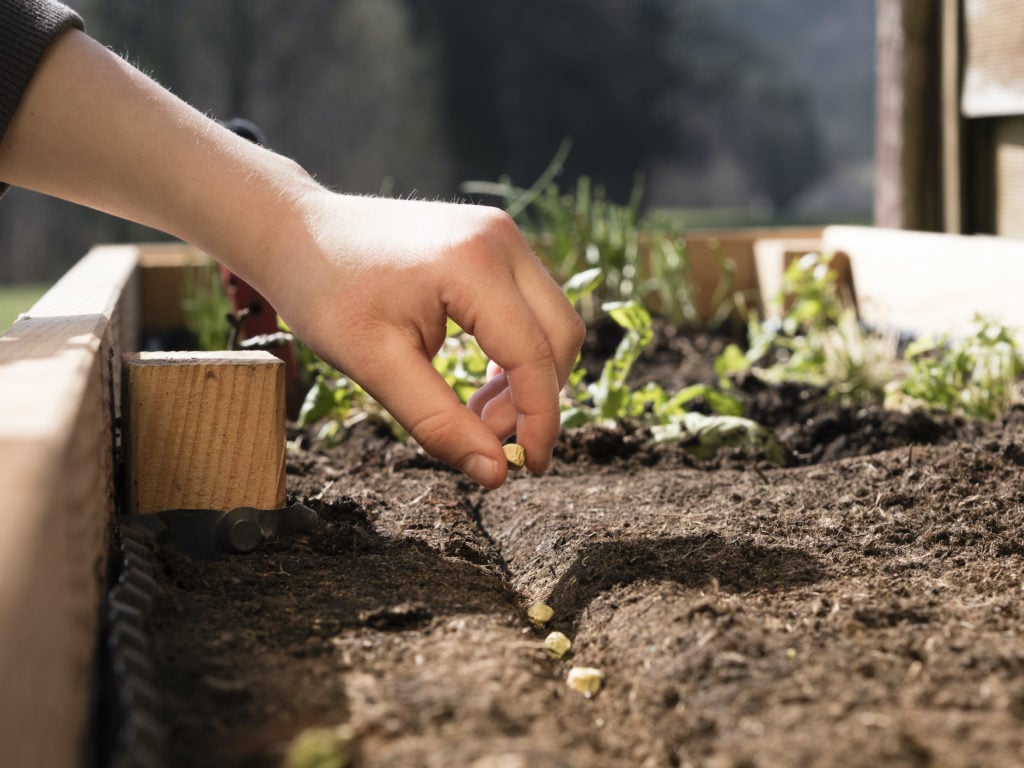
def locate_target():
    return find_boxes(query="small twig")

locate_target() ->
[225,307,252,350]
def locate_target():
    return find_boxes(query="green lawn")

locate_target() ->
[0,283,50,330]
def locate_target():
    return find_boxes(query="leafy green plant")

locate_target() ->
[294,264,754,460]
[560,299,742,429]
[182,259,232,351]
[716,251,1023,422]
[297,368,397,444]
[885,317,1023,420]
[432,318,490,404]
[716,251,895,402]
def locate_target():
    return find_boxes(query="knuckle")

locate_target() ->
[567,311,587,351]
[408,409,459,458]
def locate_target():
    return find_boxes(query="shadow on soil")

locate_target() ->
[543,533,823,627]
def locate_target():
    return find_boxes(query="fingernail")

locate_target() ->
[462,454,501,487]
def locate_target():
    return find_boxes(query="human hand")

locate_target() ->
[252,192,585,488]
[0,28,583,488]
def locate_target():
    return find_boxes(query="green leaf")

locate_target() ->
[603,301,652,335]
[651,413,786,466]
[714,343,750,383]
[560,406,594,429]
[562,267,604,306]
[298,377,337,427]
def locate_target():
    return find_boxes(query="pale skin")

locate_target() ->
[0,29,585,488]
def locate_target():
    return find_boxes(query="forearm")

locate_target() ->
[0,25,585,488]
[0,28,319,284]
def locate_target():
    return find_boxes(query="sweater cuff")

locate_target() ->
[0,0,85,194]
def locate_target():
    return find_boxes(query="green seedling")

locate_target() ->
[561,299,742,431]
[886,316,1023,419]
[181,258,232,351]
[462,143,720,326]
[715,251,1022,422]
[651,412,786,466]
[716,251,895,403]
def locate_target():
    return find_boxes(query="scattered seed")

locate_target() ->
[566,666,604,698]
[283,723,356,768]
[527,601,554,627]
[503,443,526,470]
[544,631,572,659]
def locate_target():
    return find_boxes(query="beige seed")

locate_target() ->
[566,666,604,698]
[503,442,526,470]
[527,601,554,627]
[284,724,356,768]
[544,631,573,659]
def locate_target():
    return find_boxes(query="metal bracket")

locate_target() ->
[124,501,318,559]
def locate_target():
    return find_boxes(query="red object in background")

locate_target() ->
[216,118,303,416]
[219,265,302,416]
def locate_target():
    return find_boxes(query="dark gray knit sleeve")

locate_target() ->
[0,0,84,192]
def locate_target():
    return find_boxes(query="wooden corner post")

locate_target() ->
[124,350,287,515]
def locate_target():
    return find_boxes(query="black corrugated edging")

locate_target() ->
[93,522,166,768]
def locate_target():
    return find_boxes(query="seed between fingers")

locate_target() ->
[503,443,526,470]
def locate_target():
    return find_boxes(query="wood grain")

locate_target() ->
[125,350,286,515]
[0,244,139,768]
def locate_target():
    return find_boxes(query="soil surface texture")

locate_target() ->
[145,328,1024,768]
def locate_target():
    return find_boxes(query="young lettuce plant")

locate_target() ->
[558,299,784,464]
[716,251,896,403]
[885,316,1023,419]
[561,300,741,428]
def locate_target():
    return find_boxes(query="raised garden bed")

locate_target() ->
[154,331,1024,768]
[3,227,1024,767]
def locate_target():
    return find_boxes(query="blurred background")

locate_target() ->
[0,0,875,288]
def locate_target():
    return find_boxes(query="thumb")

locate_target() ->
[354,338,509,488]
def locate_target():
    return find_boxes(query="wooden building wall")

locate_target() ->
[875,0,1024,237]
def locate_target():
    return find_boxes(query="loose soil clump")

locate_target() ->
[145,329,1024,767]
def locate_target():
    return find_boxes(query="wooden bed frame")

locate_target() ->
[2,226,1022,765]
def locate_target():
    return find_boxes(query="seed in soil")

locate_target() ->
[283,723,357,768]
[503,442,526,470]
[566,666,604,698]
[544,631,572,659]
[527,601,554,627]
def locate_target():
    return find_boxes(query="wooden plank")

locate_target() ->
[751,238,851,320]
[137,242,213,332]
[995,117,1024,238]
[0,244,140,768]
[124,350,286,515]
[961,0,1024,117]
[822,225,1024,339]
[942,0,963,233]
[684,227,824,320]
[875,0,943,231]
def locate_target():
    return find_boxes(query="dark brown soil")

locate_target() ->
[145,327,1024,768]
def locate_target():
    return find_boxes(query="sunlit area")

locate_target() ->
[0,0,875,285]
[8,2,1024,767]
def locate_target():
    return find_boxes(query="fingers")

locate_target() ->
[508,249,587,387]
[356,332,509,489]
[447,273,582,474]
[461,233,585,469]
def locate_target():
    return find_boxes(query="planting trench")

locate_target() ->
[8,231,1024,766]
[131,329,1024,768]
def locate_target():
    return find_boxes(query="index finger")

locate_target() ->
[447,278,569,473]
[465,257,586,463]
